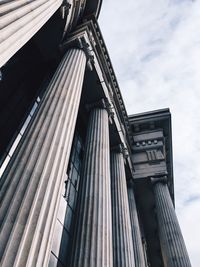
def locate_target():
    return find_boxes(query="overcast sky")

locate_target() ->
[99,0,200,265]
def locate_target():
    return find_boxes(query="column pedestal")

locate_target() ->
[70,106,113,267]
[0,48,86,267]
[152,178,192,267]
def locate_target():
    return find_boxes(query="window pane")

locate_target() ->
[74,151,80,170]
[65,180,70,202]
[8,134,22,157]
[57,197,67,225]
[20,115,32,135]
[71,168,79,188]
[59,228,70,264]
[64,206,73,232]
[67,163,73,177]
[71,136,78,161]
[48,253,58,267]
[68,183,76,209]
[0,155,11,178]
[51,221,63,257]
[30,102,38,116]
[77,139,82,154]
[57,262,64,267]
[75,174,81,191]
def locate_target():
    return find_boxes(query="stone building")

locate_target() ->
[0,1,191,266]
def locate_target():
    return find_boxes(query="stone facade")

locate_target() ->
[0,1,191,266]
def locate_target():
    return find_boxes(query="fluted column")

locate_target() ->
[111,148,135,267]
[152,177,192,267]
[0,48,86,267]
[127,182,146,267]
[0,0,63,67]
[70,104,113,267]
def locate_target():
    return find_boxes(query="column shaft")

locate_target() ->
[0,48,86,267]
[70,107,113,267]
[153,182,192,267]
[111,151,135,267]
[0,0,63,67]
[127,186,146,267]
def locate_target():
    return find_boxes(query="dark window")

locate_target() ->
[48,133,83,267]
[64,206,73,232]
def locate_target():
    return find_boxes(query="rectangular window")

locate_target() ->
[49,132,84,267]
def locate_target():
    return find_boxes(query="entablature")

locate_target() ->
[129,108,174,201]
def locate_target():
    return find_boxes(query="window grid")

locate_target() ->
[49,133,83,267]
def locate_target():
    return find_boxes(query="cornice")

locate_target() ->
[87,20,134,150]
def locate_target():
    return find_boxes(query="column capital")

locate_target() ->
[62,36,94,70]
[111,143,129,158]
[77,36,94,71]
[60,0,71,19]
[86,98,114,118]
[151,176,167,185]
[122,144,129,158]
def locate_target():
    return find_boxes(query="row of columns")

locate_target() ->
[69,104,145,267]
[0,47,192,267]
[68,92,192,266]
[69,99,191,267]
[0,46,143,267]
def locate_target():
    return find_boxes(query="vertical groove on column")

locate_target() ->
[0,0,63,67]
[154,182,192,267]
[70,108,113,267]
[127,186,146,267]
[0,49,74,202]
[0,48,86,267]
[111,152,135,267]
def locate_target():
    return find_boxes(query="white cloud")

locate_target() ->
[177,200,200,266]
[99,0,200,266]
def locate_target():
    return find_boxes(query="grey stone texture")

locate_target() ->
[111,150,135,267]
[0,48,86,267]
[70,107,113,267]
[0,0,63,67]
[128,184,146,267]
[153,180,192,267]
